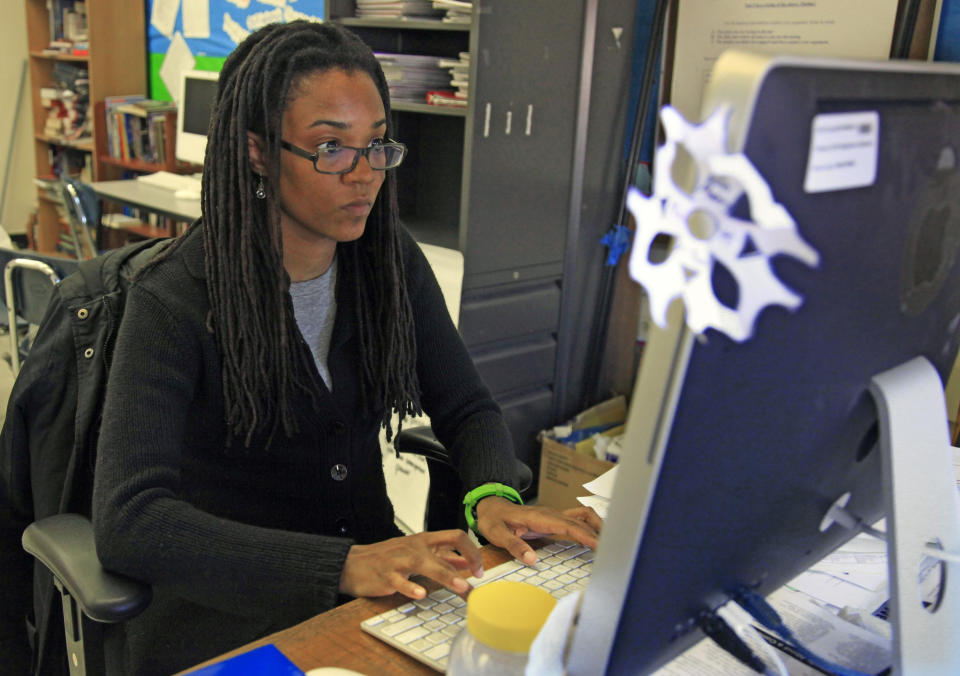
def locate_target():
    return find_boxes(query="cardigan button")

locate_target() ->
[77,308,89,320]
[335,518,350,536]
[330,464,348,481]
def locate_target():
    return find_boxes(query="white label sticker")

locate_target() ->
[803,111,880,193]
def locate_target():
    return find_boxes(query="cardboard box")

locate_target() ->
[537,437,616,511]
[535,396,625,511]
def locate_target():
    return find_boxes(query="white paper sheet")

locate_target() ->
[182,0,211,39]
[159,33,196,107]
[151,0,181,39]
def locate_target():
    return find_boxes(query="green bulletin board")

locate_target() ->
[147,0,325,100]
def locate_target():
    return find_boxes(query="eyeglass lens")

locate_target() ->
[316,145,405,173]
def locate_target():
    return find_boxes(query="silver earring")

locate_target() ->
[255,174,266,199]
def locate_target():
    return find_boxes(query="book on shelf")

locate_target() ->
[114,99,177,118]
[426,90,467,107]
[433,0,472,23]
[356,0,442,19]
[103,95,176,166]
[438,52,470,102]
[375,53,451,103]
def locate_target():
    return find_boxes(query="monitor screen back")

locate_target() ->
[568,53,960,675]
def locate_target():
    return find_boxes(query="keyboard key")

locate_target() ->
[396,627,430,644]
[410,638,432,652]
[425,643,452,660]
[559,546,590,560]
[428,589,456,602]
[424,619,445,632]
[426,632,449,645]
[382,616,423,637]
[465,560,522,587]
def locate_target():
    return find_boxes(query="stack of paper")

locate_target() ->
[376,53,451,103]
[577,466,617,520]
[437,52,470,103]
[356,0,441,19]
[433,0,473,24]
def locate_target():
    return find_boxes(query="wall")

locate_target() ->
[0,1,36,236]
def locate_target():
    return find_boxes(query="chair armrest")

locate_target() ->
[395,425,533,495]
[395,425,450,464]
[21,513,152,623]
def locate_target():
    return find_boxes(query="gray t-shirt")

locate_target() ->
[290,257,337,390]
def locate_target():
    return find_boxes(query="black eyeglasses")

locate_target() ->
[280,139,407,175]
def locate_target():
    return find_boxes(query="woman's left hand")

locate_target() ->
[475,497,603,566]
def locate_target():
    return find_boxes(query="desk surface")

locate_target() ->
[180,546,515,675]
[91,180,202,223]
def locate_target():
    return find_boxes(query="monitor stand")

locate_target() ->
[868,356,960,674]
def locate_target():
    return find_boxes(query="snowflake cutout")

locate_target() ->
[627,105,820,342]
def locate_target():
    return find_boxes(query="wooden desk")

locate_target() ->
[181,546,515,675]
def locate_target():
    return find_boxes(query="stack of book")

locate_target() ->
[43,62,90,143]
[355,0,442,19]
[375,53,451,103]
[42,0,89,55]
[432,0,472,24]
[428,52,470,106]
[104,96,177,165]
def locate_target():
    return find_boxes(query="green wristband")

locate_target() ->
[463,483,523,534]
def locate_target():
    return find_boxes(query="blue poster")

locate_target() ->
[147,0,325,98]
[935,0,960,62]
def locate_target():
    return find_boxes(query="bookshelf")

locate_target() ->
[24,0,146,254]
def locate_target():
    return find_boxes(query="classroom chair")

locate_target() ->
[21,431,531,676]
[60,178,101,261]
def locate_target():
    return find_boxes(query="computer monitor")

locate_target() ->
[175,69,219,167]
[566,52,960,674]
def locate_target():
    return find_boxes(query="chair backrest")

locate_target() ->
[60,178,100,261]
[0,249,81,372]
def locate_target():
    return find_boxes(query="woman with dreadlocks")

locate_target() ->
[91,20,600,674]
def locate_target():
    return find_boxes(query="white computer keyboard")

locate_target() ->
[360,540,594,672]
[136,170,202,193]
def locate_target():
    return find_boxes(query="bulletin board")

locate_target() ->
[934,0,960,61]
[147,0,325,101]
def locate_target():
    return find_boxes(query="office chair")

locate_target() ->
[21,429,532,676]
[60,178,101,261]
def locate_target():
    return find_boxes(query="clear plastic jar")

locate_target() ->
[446,580,556,675]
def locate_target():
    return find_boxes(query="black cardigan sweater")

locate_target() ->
[91,225,516,675]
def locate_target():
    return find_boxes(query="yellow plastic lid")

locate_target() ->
[466,581,557,653]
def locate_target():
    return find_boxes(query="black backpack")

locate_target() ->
[0,237,170,675]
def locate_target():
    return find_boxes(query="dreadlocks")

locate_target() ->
[148,21,421,446]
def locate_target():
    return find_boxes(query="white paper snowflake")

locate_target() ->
[627,105,820,341]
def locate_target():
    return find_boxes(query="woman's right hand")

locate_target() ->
[339,529,484,600]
